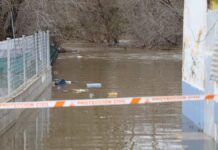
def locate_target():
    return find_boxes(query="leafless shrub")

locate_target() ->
[123,0,183,48]
[0,0,184,48]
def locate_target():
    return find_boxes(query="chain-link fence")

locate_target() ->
[0,31,50,98]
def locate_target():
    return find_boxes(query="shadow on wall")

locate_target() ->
[182,82,205,129]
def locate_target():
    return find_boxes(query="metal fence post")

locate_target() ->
[43,31,47,69]
[22,35,26,84]
[46,30,50,68]
[39,31,43,71]
[43,31,46,68]
[34,33,39,75]
[6,38,11,95]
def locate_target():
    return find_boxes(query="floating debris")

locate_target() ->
[54,79,72,85]
[54,79,66,85]
[72,89,89,94]
[108,92,118,98]
[65,81,72,84]
[77,55,83,59]
[89,93,95,98]
[86,83,102,88]
[99,116,107,119]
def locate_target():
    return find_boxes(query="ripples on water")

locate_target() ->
[0,48,217,150]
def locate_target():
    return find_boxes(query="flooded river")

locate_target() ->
[0,44,217,150]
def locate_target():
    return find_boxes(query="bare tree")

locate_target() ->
[0,0,24,39]
[76,0,126,45]
[0,0,184,49]
[123,0,183,48]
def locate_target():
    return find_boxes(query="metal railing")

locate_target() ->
[0,31,50,98]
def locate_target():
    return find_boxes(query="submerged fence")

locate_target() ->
[0,31,50,98]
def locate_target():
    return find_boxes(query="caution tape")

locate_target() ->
[0,94,216,110]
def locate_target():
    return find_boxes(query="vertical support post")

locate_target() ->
[22,35,26,84]
[6,38,11,95]
[46,30,50,68]
[43,31,46,69]
[35,33,39,75]
[39,31,43,71]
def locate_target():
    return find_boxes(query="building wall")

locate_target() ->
[205,5,218,143]
[183,0,218,143]
[183,0,207,88]
[183,0,207,129]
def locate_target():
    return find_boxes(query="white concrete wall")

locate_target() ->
[183,0,207,90]
[183,0,218,143]
[204,10,218,142]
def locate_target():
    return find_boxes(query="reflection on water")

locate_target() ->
[0,87,51,150]
[0,47,217,150]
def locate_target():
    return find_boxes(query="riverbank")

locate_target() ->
[60,40,182,54]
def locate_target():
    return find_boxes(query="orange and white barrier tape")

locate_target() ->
[0,94,216,110]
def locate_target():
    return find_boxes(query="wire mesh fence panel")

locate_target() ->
[26,35,36,80]
[10,39,24,91]
[42,33,48,69]
[0,49,8,97]
[37,33,44,73]
[0,31,50,98]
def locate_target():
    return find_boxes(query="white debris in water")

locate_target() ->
[77,55,83,59]
[99,116,107,119]
[72,89,89,94]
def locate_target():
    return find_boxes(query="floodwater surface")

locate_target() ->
[0,44,217,150]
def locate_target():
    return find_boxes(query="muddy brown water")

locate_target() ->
[0,45,217,150]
